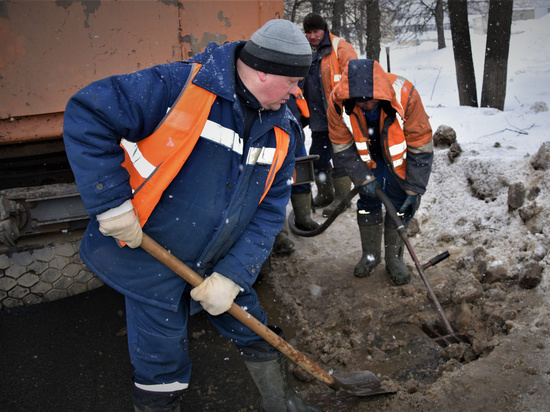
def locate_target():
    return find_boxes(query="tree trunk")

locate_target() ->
[285,0,302,23]
[331,0,345,37]
[308,0,323,15]
[365,0,381,61]
[356,0,366,53]
[435,0,446,49]
[480,0,513,110]
[448,0,478,107]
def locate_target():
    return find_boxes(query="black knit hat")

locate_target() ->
[240,19,312,77]
[303,13,326,32]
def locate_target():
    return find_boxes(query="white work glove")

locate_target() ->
[190,272,241,316]
[97,200,143,248]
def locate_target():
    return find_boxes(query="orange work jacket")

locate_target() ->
[329,61,432,182]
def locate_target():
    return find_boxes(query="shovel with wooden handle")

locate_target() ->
[140,233,386,397]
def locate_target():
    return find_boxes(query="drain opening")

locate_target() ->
[421,322,471,348]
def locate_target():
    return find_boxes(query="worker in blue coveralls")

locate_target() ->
[63,19,320,412]
[259,88,319,275]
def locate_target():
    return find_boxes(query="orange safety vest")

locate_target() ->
[121,63,289,227]
[328,34,344,89]
[294,87,310,118]
[319,32,357,110]
[348,75,414,180]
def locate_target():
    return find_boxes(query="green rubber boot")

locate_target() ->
[384,226,412,285]
[313,173,334,208]
[244,356,321,412]
[354,209,383,278]
[259,254,272,277]
[354,223,383,278]
[272,219,295,255]
[322,176,352,218]
[241,327,321,412]
[291,191,320,232]
[132,384,182,412]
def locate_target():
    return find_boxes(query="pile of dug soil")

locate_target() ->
[260,142,550,411]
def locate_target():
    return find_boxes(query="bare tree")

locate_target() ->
[308,0,324,14]
[480,0,513,110]
[356,1,367,52]
[448,0,478,107]
[434,0,445,49]
[285,0,309,22]
[331,0,346,36]
[385,0,441,44]
[366,0,381,60]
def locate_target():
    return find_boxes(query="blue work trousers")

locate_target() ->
[309,131,347,179]
[125,285,267,391]
[357,160,407,219]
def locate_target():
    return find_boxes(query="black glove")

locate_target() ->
[343,99,356,115]
[359,179,381,198]
[399,194,420,221]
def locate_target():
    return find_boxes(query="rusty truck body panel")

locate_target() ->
[1,0,282,143]
[0,0,283,244]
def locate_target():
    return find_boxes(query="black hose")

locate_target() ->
[374,188,406,234]
[289,186,361,237]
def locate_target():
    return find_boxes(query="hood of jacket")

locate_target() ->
[333,59,404,118]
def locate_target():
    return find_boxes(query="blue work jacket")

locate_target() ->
[63,41,300,311]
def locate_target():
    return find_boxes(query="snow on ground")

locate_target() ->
[290,16,550,409]
[383,15,550,290]
[388,13,550,155]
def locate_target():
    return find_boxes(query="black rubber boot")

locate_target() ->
[272,219,295,255]
[259,254,272,277]
[322,176,352,218]
[354,209,383,278]
[241,327,321,412]
[384,226,412,285]
[313,173,334,208]
[354,223,383,278]
[290,192,320,232]
[132,384,183,412]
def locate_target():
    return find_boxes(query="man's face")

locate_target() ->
[305,29,324,47]
[355,99,379,111]
[258,74,302,111]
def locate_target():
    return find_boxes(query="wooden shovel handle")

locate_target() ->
[140,233,335,386]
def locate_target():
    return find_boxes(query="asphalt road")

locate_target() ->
[0,285,262,411]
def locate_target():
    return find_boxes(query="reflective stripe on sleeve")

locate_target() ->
[360,153,372,162]
[201,120,243,154]
[389,140,407,157]
[134,381,189,392]
[121,140,156,179]
[247,147,276,165]
[393,157,404,167]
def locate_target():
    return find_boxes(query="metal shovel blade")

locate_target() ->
[331,371,388,396]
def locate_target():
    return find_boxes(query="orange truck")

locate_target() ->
[0,0,283,243]
[0,0,283,306]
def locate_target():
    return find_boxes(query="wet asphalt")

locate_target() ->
[0,285,262,411]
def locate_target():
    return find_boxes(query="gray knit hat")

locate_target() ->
[240,19,312,77]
